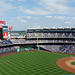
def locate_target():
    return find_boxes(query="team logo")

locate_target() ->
[3,32,8,39]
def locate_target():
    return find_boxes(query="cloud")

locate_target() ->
[16,16,27,22]
[38,0,75,16]
[54,16,65,19]
[8,0,14,1]
[46,16,65,19]
[0,1,16,16]
[64,21,71,24]
[17,0,75,16]
[16,16,32,19]
[16,16,34,23]
[73,17,75,19]
[25,16,32,19]
[28,25,41,29]
[20,19,27,22]
[16,16,39,23]
[32,25,41,29]
[46,16,53,18]
[18,6,50,15]
[8,0,25,1]
[18,0,25,1]
[38,0,69,14]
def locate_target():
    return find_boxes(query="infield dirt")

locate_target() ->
[56,57,75,73]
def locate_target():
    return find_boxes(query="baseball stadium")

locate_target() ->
[0,21,75,75]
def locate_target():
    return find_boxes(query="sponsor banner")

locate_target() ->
[3,26,8,32]
[3,26,8,28]
[3,32,8,39]
[3,29,8,32]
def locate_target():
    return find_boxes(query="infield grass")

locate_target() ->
[0,51,75,75]
[71,62,75,65]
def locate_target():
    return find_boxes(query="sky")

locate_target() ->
[0,0,75,30]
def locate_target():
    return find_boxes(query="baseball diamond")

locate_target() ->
[0,50,75,75]
[56,57,75,73]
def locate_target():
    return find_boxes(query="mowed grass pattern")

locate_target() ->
[0,51,75,75]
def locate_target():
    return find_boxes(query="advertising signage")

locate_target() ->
[3,26,8,32]
[3,32,8,39]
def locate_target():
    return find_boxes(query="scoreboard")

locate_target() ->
[0,25,3,39]
[3,26,8,39]
[0,21,8,39]
[0,28,3,39]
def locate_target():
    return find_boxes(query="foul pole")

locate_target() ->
[37,33,39,50]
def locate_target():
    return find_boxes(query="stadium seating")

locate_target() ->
[27,32,75,38]
[39,45,75,54]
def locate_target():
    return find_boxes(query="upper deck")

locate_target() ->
[26,27,75,39]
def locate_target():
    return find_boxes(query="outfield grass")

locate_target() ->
[0,51,75,75]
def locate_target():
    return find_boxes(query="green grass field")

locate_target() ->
[71,62,75,65]
[0,51,75,75]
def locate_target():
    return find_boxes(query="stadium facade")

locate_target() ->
[26,27,75,39]
[26,28,75,54]
[0,27,75,55]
